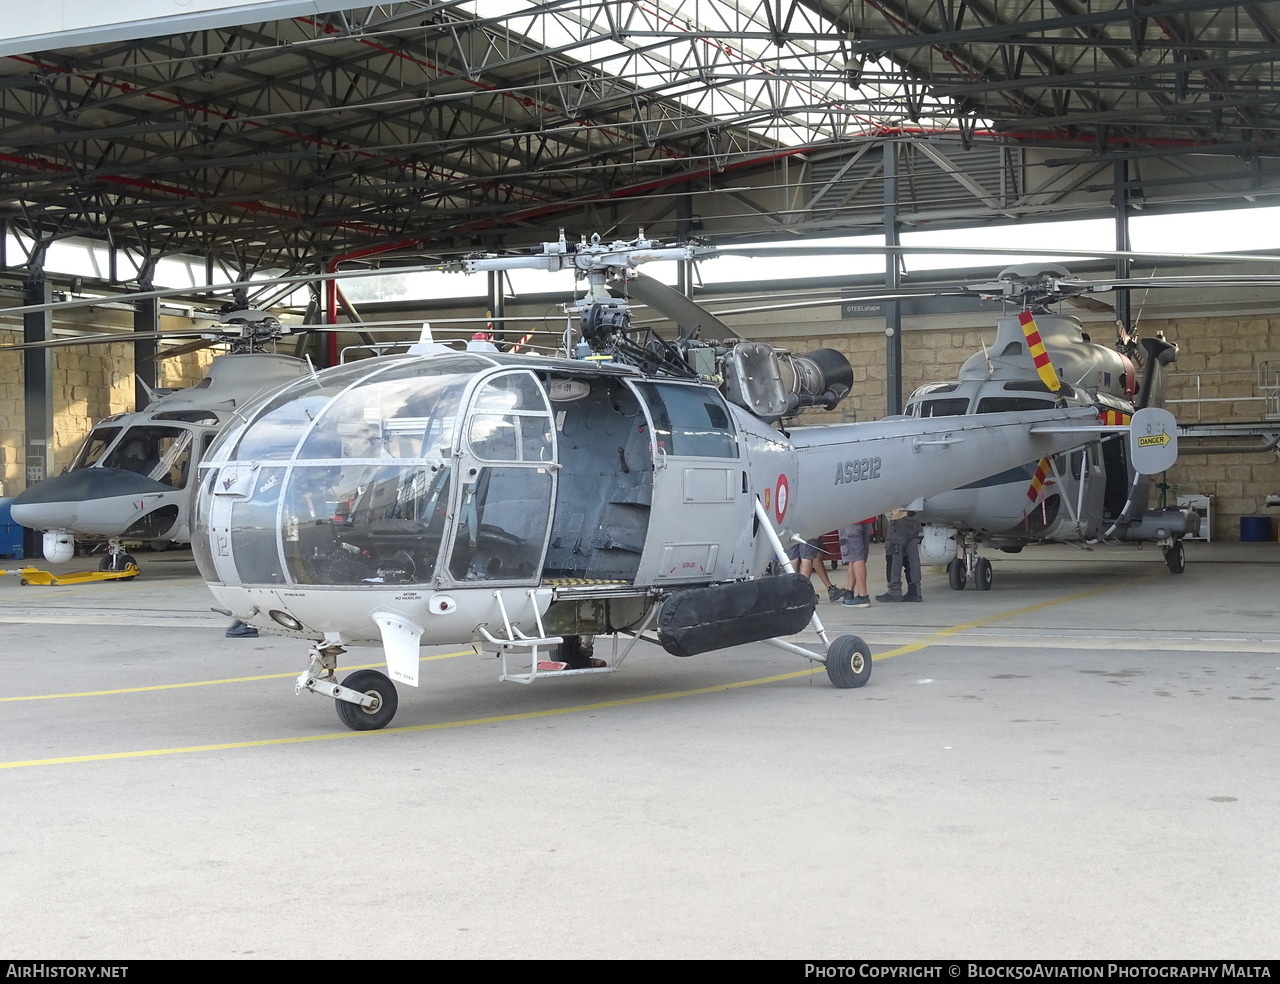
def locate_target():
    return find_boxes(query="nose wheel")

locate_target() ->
[948,554,993,590]
[333,669,399,731]
[98,552,138,574]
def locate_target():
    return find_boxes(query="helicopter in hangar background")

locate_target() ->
[178,233,1178,731]
[4,289,546,574]
[889,264,1198,591]
[7,307,316,574]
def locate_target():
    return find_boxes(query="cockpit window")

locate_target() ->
[220,355,491,463]
[299,367,470,461]
[101,426,194,487]
[281,462,455,586]
[66,426,122,471]
[632,381,739,458]
[466,372,553,463]
[916,398,969,418]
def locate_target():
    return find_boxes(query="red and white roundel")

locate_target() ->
[774,474,790,522]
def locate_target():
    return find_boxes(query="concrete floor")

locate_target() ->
[2,540,1278,959]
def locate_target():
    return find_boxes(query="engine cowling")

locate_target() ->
[721,343,853,421]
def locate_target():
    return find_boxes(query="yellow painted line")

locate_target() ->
[1,650,471,702]
[864,574,1159,662]
[0,573,1155,770]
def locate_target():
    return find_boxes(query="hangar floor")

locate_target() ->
[2,541,1277,959]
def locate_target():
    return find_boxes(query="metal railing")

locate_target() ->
[1166,361,1280,422]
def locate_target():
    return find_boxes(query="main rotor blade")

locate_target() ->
[1061,274,1280,293]
[152,338,223,360]
[0,327,218,352]
[618,273,735,338]
[1065,295,1118,314]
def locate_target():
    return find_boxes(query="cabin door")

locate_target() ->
[629,380,750,584]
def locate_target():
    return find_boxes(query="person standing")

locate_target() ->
[839,518,876,608]
[876,509,924,602]
[786,534,845,602]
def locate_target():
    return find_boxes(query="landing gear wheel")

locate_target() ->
[825,634,872,689]
[975,557,994,591]
[1164,539,1186,575]
[947,558,967,591]
[334,669,399,731]
[552,635,596,669]
[98,553,138,578]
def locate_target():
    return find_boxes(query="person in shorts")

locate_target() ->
[838,518,875,608]
[785,534,845,602]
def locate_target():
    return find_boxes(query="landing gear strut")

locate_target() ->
[296,641,402,732]
[948,540,993,591]
[96,538,138,579]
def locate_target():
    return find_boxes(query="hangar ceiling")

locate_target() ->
[3,0,1280,291]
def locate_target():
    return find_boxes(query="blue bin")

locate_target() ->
[0,497,23,559]
[1239,516,1275,542]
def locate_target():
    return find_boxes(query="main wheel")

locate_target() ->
[1164,539,1186,574]
[947,558,967,591]
[551,635,596,669]
[98,552,138,580]
[334,669,399,731]
[975,557,994,591]
[825,634,872,689]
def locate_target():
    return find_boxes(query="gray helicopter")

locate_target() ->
[8,310,313,574]
[897,265,1198,589]
[180,235,1177,730]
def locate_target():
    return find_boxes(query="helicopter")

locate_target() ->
[7,309,315,574]
[181,233,1178,730]
[894,264,1197,590]
[5,290,542,573]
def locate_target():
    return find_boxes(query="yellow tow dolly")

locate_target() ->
[1,563,140,585]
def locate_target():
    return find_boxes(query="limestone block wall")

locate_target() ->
[0,315,215,497]
[1154,314,1279,541]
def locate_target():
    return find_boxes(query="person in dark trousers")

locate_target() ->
[876,509,923,602]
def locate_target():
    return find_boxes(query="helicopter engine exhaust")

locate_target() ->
[657,573,817,657]
[722,343,853,421]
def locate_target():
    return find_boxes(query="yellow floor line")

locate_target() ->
[1,574,1152,770]
[1,650,471,701]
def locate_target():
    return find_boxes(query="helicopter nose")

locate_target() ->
[11,468,172,530]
